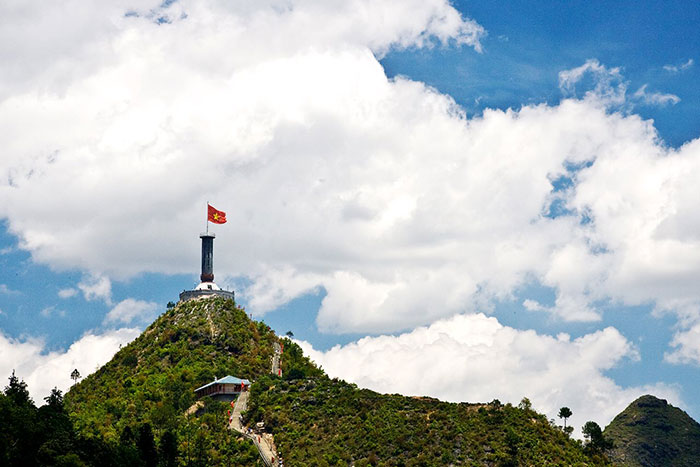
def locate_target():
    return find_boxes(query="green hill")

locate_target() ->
[59,297,605,465]
[603,395,700,466]
[67,297,286,440]
[246,376,603,466]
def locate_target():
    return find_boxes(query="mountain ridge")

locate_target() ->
[604,394,700,466]
[63,297,608,465]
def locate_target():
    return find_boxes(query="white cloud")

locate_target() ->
[663,58,694,73]
[4,2,700,439]
[104,298,159,325]
[0,0,483,104]
[299,313,681,438]
[558,59,627,106]
[0,328,139,402]
[633,84,680,106]
[559,60,681,109]
[0,283,20,295]
[523,299,546,312]
[58,288,78,299]
[0,2,699,357]
[665,321,700,365]
[77,275,112,304]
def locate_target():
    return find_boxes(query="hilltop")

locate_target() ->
[7,298,700,465]
[604,395,700,466]
[246,377,606,465]
[59,297,607,465]
[67,297,288,440]
[65,297,322,465]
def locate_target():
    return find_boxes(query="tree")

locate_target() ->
[582,421,601,442]
[558,406,573,430]
[285,330,294,338]
[37,388,75,465]
[70,369,81,386]
[137,423,158,467]
[2,371,39,464]
[44,387,64,410]
[118,425,141,465]
[5,370,32,406]
[518,397,532,411]
[582,421,613,453]
[158,430,178,467]
[504,427,521,467]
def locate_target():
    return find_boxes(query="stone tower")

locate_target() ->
[179,232,235,302]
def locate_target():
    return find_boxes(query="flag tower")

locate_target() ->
[179,204,235,303]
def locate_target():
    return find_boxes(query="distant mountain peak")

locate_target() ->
[604,394,700,466]
[633,394,668,408]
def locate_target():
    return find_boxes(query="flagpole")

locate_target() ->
[205,201,209,234]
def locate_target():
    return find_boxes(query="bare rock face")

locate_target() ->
[604,395,700,467]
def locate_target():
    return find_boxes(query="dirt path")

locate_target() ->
[184,400,204,417]
[229,391,279,466]
[230,391,248,431]
[271,342,281,376]
[224,340,284,465]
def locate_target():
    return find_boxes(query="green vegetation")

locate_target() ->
[558,407,573,431]
[0,373,85,466]
[0,372,163,466]
[246,375,605,466]
[604,394,700,466]
[0,371,260,466]
[67,298,276,437]
[65,297,275,465]
[0,297,628,465]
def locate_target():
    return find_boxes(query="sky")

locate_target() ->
[1,0,699,438]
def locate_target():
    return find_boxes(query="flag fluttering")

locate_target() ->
[208,204,227,224]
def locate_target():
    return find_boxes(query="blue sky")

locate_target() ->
[1,0,699,436]
[384,1,700,147]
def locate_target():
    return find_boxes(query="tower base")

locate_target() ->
[179,286,235,303]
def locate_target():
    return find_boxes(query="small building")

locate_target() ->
[194,375,251,401]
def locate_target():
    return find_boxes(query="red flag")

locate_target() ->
[208,204,227,224]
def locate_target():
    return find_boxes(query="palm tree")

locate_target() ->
[70,368,81,386]
[558,406,573,429]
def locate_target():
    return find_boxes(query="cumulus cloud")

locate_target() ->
[0,1,699,359]
[104,298,159,325]
[4,1,700,438]
[665,320,700,365]
[558,59,627,105]
[77,275,112,304]
[299,313,681,437]
[0,0,483,103]
[0,328,139,402]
